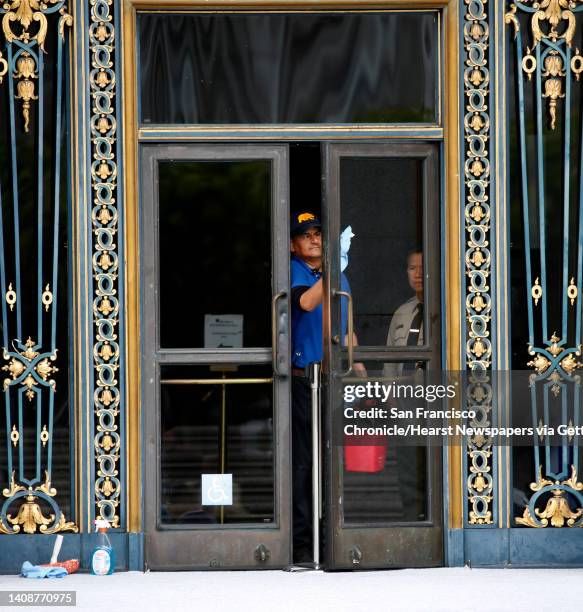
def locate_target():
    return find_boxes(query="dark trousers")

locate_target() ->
[291,376,312,553]
[396,445,427,521]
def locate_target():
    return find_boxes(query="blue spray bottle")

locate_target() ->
[90,519,115,575]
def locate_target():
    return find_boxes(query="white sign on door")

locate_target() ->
[204,314,243,348]
[201,474,233,506]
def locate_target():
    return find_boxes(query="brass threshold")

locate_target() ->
[160,378,273,384]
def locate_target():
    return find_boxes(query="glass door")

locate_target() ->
[322,142,443,569]
[141,144,291,569]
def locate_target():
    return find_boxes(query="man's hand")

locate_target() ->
[349,332,367,377]
[353,361,367,377]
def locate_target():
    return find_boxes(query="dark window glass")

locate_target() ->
[158,160,271,348]
[342,362,428,524]
[159,365,274,526]
[340,157,424,347]
[139,12,438,124]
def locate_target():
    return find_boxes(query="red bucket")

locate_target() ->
[344,436,387,473]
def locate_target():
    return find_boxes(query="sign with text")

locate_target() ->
[204,314,243,348]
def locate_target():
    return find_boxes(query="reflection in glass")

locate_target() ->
[139,12,438,124]
[158,160,271,348]
[342,365,428,524]
[159,365,274,525]
[339,157,424,348]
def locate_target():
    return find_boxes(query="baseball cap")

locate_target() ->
[290,211,321,237]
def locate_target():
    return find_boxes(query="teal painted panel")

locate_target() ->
[510,529,583,567]
[464,528,583,567]
[464,528,509,567]
[0,533,143,574]
[447,529,465,567]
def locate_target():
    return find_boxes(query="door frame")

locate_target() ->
[322,141,443,569]
[122,1,461,546]
[140,143,292,569]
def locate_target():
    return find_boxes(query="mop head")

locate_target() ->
[41,559,80,574]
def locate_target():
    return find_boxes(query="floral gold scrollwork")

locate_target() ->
[542,494,581,527]
[1,471,77,534]
[13,54,38,133]
[0,0,72,132]
[560,352,582,374]
[464,0,493,525]
[542,75,565,129]
[506,3,520,37]
[99,433,114,452]
[567,277,578,305]
[6,494,78,534]
[7,494,51,534]
[548,332,563,357]
[35,357,57,381]
[541,51,566,129]
[57,9,71,39]
[471,292,487,313]
[2,337,58,400]
[549,371,562,396]
[530,465,555,491]
[40,424,49,447]
[99,476,115,497]
[470,204,486,222]
[522,47,537,79]
[35,470,56,497]
[571,48,583,78]
[2,471,24,497]
[41,283,53,312]
[10,424,18,446]
[542,52,565,77]
[3,356,25,383]
[530,0,578,46]
[532,277,543,306]
[0,50,7,83]
[5,282,16,311]
[90,0,121,528]
[527,352,551,374]
[517,466,583,527]
[527,333,583,392]
[2,0,48,47]
[510,1,583,129]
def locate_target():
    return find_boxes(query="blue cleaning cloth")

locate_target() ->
[21,561,68,579]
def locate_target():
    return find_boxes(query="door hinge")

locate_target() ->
[254,544,270,563]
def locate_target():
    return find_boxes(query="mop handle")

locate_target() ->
[50,535,64,565]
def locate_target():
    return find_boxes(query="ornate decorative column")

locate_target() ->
[463,0,496,526]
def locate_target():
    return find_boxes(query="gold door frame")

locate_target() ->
[120,0,462,532]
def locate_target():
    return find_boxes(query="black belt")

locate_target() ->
[292,365,313,377]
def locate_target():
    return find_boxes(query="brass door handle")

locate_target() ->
[332,289,354,377]
[271,290,288,377]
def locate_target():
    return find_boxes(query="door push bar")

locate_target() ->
[332,289,354,377]
[310,362,322,568]
[271,291,288,376]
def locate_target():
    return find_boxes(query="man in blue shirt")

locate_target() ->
[289,211,360,564]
